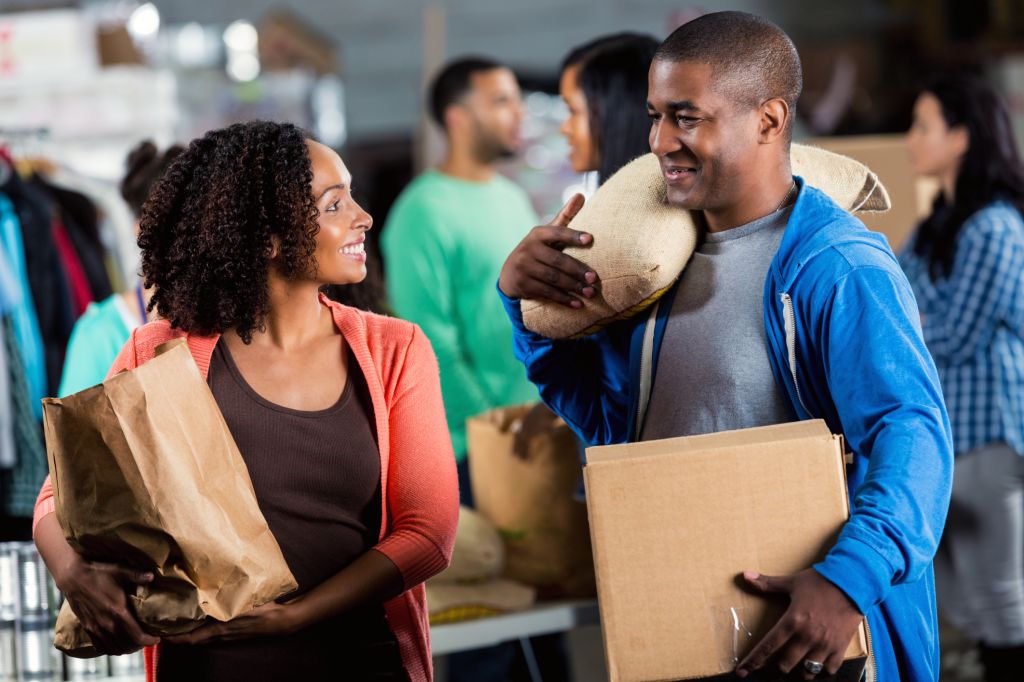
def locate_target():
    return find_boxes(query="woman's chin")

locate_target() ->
[570,158,594,174]
[324,268,368,287]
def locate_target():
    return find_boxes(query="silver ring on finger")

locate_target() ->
[803,660,824,676]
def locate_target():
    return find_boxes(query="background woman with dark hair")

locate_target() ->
[900,74,1024,681]
[57,141,183,396]
[559,32,658,186]
[32,121,458,682]
[509,33,660,456]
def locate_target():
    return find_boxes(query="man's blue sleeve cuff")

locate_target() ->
[813,536,894,615]
[496,281,527,326]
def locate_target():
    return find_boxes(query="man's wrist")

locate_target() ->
[497,277,518,300]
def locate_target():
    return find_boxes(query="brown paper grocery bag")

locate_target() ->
[467,404,596,598]
[42,340,297,657]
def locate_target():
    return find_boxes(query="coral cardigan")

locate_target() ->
[34,297,459,682]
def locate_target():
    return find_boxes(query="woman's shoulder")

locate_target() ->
[132,319,188,346]
[965,200,1024,238]
[324,298,422,352]
[123,320,218,369]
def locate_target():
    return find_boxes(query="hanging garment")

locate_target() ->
[35,175,113,302]
[0,318,12,471]
[0,171,76,398]
[0,314,47,518]
[51,218,94,318]
[47,167,137,291]
[0,192,45,418]
[0,237,17,310]
[0,244,18,470]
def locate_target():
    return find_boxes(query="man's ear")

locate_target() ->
[444,104,467,136]
[758,97,790,145]
[267,235,281,260]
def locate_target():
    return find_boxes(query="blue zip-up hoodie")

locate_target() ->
[498,178,953,681]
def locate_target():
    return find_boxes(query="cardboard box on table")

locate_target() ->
[583,420,869,682]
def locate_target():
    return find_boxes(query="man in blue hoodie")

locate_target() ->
[497,11,952,682]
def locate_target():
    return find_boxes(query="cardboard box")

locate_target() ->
[584,420,868,682]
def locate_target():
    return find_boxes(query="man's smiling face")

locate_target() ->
[647,59,762,211]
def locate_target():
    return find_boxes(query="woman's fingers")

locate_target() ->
[63,560,156,654]
[92,562,154,588]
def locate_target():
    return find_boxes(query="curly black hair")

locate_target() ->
[138,121,320,342]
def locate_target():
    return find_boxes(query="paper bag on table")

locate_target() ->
[42,340,297,657]
[467,404,596,598]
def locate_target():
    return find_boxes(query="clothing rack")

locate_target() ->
[0,140,122,539]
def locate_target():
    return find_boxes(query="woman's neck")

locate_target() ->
[941,171,957,204]
[252,278,334,352]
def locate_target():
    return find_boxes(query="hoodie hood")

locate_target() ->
[772,177,896,292]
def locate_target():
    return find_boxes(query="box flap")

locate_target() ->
[585,419,832,465]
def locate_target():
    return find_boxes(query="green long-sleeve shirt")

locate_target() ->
[382,170,539,460]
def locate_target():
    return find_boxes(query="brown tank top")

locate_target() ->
[158,339,406,681]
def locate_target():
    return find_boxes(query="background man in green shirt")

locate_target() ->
[383,57,545,496]
[382,56,565,682]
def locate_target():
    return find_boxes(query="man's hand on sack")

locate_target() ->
[57,555,159,655]
[512,403,561,459]
[164,600,302,645]
[498,193,599,307]
[736,568,863,680]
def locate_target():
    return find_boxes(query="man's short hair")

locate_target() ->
[428,56,506,130]
[655,11,802,125]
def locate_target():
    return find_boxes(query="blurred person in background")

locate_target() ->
[901,74,1024,682]
[536,33,658,470]
[57,141,182,397]
[381,55,566,682]
[34,121,459,682]
[559,32,659,186]
[383,56,542,496]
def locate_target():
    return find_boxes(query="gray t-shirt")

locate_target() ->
[641,206,797,441]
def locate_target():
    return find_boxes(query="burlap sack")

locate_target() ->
[435,506,506,583]
[521,144,891,339]
[467,404,595,598]
[42,341,297,657]
[426,506,536,624]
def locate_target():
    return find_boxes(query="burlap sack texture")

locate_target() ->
[425,506,536,624]
[521,144,891,339]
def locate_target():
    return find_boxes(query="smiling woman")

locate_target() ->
[31,121,459,682]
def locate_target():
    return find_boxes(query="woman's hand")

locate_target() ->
[35,512,158,655]
[57,554,159,655]
[163,600,304,645]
